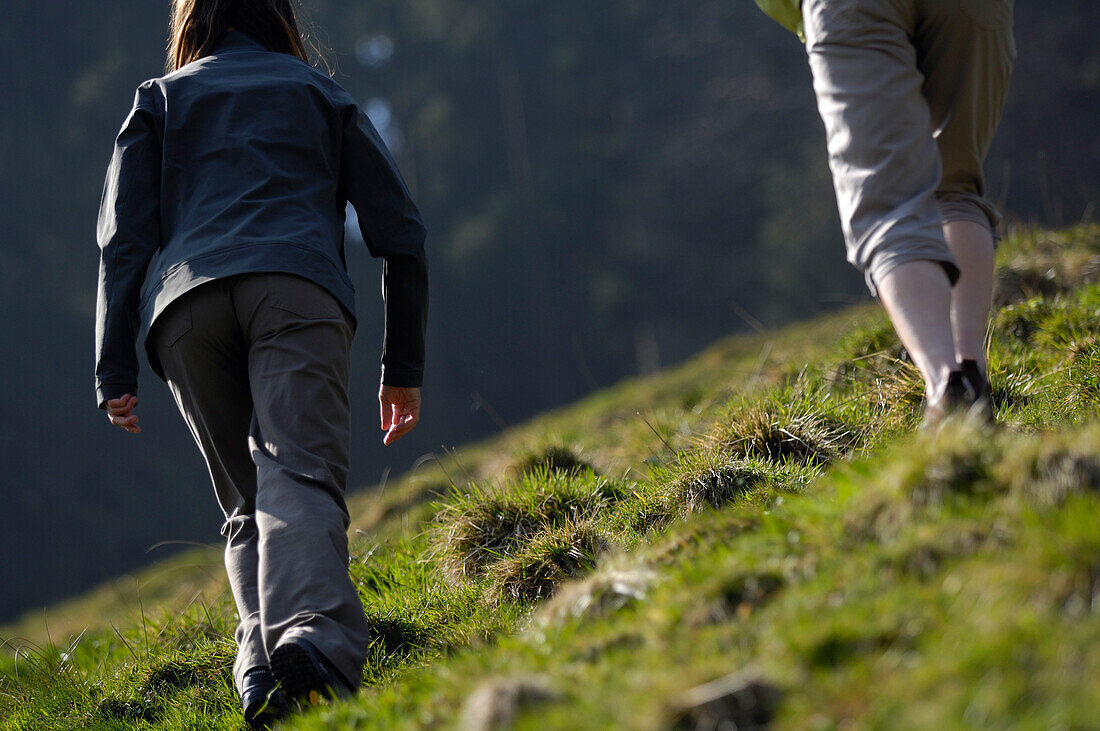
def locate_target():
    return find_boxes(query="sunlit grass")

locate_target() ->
[3,223,1099,729]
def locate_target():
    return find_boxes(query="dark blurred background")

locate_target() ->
[1,1,1096,622]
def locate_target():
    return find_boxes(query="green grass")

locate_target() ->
[2,223,1099,729]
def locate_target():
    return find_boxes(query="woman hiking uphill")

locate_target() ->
[94,0,427,726]
[756,0,1014,422]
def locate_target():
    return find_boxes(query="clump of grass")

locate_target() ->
[993,224,1100,306]
[91,642,235,727]
[886,422,1004,507]
[669,674,781,731]
[638,508,762,569]
[1062,340,1100,413]
[0,639,100,728]
[536,561,655,627]
[710,391,860,467]
[484,521,611,605]
[459,676,560,731]
[96,694,159,724]
[840,423,1001,542]
[509,444,596,477]
[363,612,429,657]
[429,470,621,582]
[995,426,1100,505]
[618,449,792,535]
[809,627,903,668]
[912,439,1000,505]
[834,320,907,370]
[890,523,995,579]
[995,262,1075,306]
[686,567,785,627]
[843,488,915,544]
[656,450,774,519]
[141,599,236,657]
[991,298,1053,346]
[141,648,232,694]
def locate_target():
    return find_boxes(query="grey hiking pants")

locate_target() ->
[802,0,1016,292]
[151,273,369,694]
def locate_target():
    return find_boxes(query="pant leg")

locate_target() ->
[916,0,1016,232]
[150,280,267,694]
[802,0,958,293]
[229,273,369,690]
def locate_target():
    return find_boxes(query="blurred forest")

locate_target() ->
[0,1,1096,622]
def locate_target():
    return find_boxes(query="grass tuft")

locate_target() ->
[710,391,859,466]
[686,566,786,627]
[536,561,655,627]
[996,426,1100,505]
[484,521,611,605]
[459,676,560,731]
[363,613,430,657]
[993,224,1100,306]
[429,470,621,582]
[669,674,781,731]
[658,450,773,519]
[96,695,159,723]
[509,444,596,477]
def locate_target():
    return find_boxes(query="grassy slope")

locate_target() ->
[2,224,1099,729]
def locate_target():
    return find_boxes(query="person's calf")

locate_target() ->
[876,260,958,399]
[943,219,995,370]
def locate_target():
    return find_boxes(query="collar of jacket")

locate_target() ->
[214,30,268,54]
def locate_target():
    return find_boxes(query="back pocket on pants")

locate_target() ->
[267,273,344,321]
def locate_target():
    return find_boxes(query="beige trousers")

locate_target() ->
[803,0,1016,291]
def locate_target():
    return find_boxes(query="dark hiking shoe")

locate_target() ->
[923,363,994,426]
[270,639,356,710]
[240,666,289,729]
[960,359,993,418]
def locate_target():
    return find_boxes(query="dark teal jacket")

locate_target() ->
[95,31,427,407]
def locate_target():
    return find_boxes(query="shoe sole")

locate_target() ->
[270,643,337,708]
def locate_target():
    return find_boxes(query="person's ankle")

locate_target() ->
[924,363,956,404]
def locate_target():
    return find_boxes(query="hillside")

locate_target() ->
[2,223,1100,729]
[4,2,1099,624]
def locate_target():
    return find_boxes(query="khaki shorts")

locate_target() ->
[803,0,1015,292]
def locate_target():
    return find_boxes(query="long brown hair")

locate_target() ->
[167,0,313,72]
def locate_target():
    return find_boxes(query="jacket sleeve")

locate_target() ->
[95,84,162,409]
[340,104,428,388]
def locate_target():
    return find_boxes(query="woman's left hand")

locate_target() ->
[379,385,420,445]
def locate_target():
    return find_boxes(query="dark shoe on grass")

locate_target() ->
[270,639,356,710]
[241,666,289,729]
[960,359,993,418]
[923,362,994,426]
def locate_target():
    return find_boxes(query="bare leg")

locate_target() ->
[943,220,995,372]
[876,260,958,399]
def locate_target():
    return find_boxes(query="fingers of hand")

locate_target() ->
[109,413,141,433]
[379,396,393,430]
[382,410,418,445]
[379,385,422,443]
[106,394,137,416]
